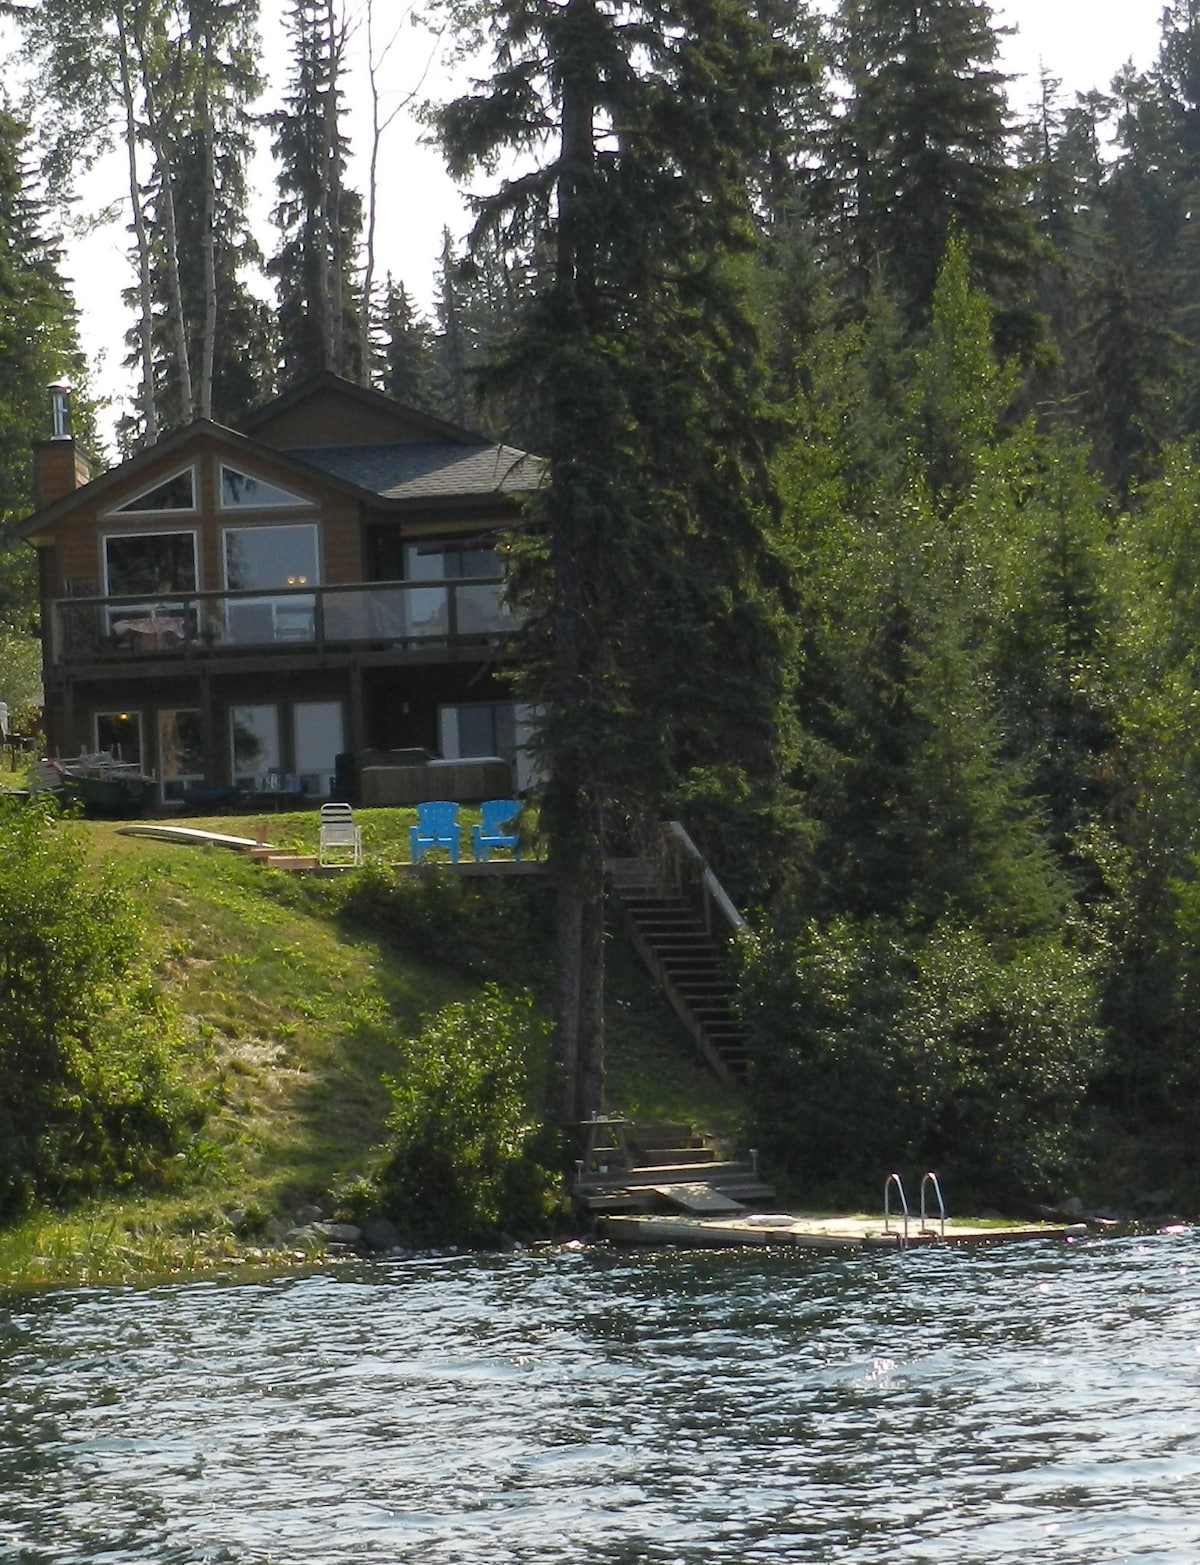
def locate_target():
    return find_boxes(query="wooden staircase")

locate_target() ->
[608,834,751,1085]
[574,1120,775,1215]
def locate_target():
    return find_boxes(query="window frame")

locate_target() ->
[101,527,200,599]
[101,464,198,518]
[220,520,321,592]
[94,709,143,767]
[217,465,314,512]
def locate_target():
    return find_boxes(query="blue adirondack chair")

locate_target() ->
[410,800,462,863]
[472,798,523,862]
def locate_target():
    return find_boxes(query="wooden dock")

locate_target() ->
[598,1211,1095,1251]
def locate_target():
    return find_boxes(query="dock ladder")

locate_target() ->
[883,1172,910,1248]
[920,1171,946,1239]
[883,1172,946,1249]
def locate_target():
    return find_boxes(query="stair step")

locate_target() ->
[634,926,709,941]
[635,921,711,932]
[611,850,751,1092]
[626,1122,696,1148]
[631,1147,716,1166]
[578,1160,757,1190]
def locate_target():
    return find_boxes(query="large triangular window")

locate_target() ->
[111,467,195,513]
[220,466,311,509]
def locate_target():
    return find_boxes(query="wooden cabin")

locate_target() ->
[19,375,541,804]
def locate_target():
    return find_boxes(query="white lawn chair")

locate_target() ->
[318,802,363,867]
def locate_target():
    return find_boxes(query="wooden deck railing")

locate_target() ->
[659,820,747,941]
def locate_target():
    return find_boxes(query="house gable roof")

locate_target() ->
[288,441,541,502]
[20,381,541,539]
[239,372,491,450]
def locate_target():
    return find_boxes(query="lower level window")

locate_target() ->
[439,700,539,789]
[95,710,143,767]
[159,709,204,800]
[293,700,344,796]
[231,704,281,789]
[439,701,514,761]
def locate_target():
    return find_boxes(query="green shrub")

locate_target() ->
[0,800,199,1217]
[372,983,563,1244]
[336,867,554,985]
[742,913,1104,1207]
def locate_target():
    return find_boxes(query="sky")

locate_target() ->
[51,0,1169,443]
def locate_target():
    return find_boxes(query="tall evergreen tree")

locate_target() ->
[429,227,539,438]
[431,229,470,426]
[825,0,1037,353]
[436,0,801,1127]
[370,275,438,409]
[0,111,89,626]
[268,0,363,384]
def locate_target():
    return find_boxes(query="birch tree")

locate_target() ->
[18,0,268,439]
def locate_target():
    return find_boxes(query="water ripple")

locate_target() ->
[2,1234,1199,1561]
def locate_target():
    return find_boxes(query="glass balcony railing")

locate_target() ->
[49,579,519,667]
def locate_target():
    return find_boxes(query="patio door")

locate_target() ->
[293,701,343,796]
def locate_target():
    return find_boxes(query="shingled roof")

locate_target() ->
[287,441,543,502]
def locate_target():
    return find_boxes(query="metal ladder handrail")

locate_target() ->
[883,1172,909,1249]
[920,1172,946,1239]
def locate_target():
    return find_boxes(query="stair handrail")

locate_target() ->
[661,821,747,940]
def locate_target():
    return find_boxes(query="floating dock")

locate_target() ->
[598,1211,1094,1251]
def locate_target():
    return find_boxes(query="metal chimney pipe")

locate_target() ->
[48,381,72,441]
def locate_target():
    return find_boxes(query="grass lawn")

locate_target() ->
[0,807,741,1286]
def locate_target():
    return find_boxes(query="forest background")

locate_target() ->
[5,0,1200,1211]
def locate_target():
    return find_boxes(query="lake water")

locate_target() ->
[2,1231,1199,1563]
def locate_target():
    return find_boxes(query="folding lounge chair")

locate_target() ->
[318,802,363,867]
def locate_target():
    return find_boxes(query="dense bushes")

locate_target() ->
[370,983,563,1245]
[741,916,1104,1208]
[333,866,555,986]
[0,801,197,1216]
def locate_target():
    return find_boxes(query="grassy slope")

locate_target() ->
[0,808,737,1285]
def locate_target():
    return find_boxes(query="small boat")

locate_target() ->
[32,754,158,817]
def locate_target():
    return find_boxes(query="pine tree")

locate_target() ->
[0,111,89,626]
[370,275,438,409]
[1083,172,1184,502]
[429,228,538,437]
[436,0,801,1126]
[268,0,363,384]
[1013,75,1108,406]
[825,0,1037,353]
[431,230,469,426]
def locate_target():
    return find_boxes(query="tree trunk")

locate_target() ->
[357,0,380,384]
[195,16,217,421]
[115,3,157,443]
[133,17,194,423]
[543,0,607,1135]
[319,0,340,371]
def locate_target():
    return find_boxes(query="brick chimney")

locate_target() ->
[33,382,90,509]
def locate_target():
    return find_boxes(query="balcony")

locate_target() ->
[48,578,520,669]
